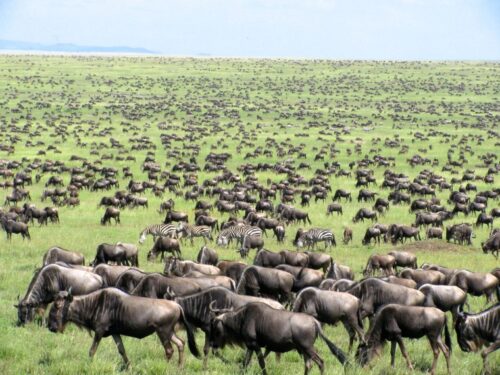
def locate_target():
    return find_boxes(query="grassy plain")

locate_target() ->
[0,56,498,374]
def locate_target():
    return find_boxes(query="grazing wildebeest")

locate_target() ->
[333,189,351,202]
[210,302,347,375]
[363,254,396,277]
[115,242,139,267]
[419,284,467,322]
[131,273,202,298]
[391,225,421,244]
[293,287,365,351]
[217,260,247,284]
[343,227,353,244]
[168,286,283,368]
[195,215,219,231]
[42,246,85,266]
[362,227,382,245]
[448,270,499,303]
[253,248,284,268]
[352,208,377,223]
[427,226,443,239]
[47,288,200,366]
[482,231,500,259]
[148,237,181,261]
[356,304,451,375]
[348,278,425,319]
[100,207,120,225]
[197,246,218,265]
[1,218,30,240]
[399,268,446,288]
[91,243,126,266]
[236,265,294,304]
[446,223,473,245]
[164,210,189,224]
[455,303,500,375]
[388,251,417,270]
[273,224,286,242]
[238,234,264,258]
[326,203,343,216]
[476,213,494,228]
[15,263,103,325]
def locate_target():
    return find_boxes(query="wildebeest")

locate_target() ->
[91,243,126,266]
[476,212,494,228]
[1,218,30,240]
[148,237,181,261]
[427,226,443,239]
[455,303,499,375]
[356,304,451,375]
[391,225,421,244]
[343,227,353,244]
[388,251,417,270]
[326,203,343,215]
[448,270,499,303]
[363,254,396,277]
[92,264,133,286]
[238,234,264,258]
[42,246,85,266]
[100,207,120,225]
[482,231,500,259]
[47,288,200,366]
[348,278,425,319]
[419,284,467,322]
[293,287,365,351]
[197,246,218,265]
[446,223,473,245]
[15,263,103,325]
[210,302,347,374]
[399,268,446,288]
[167,286,283,367]
[164,210,189,224]
[352,208,377,223]
[131,273,202,298]
[164,257,220,276]
[333,188,351,202]
[115,242,139,267]
[236,265,294,304]
[362,227,382,245]
[275,264,324,291]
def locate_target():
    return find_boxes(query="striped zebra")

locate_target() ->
[177,223,213,245]
[216,224,262,247]
[139,224,177,244]
[295,228,336,250]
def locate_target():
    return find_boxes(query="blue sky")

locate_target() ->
[0,0,499,59]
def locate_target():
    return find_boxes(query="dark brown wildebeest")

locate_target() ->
[100,207,120,225]
[115,242,139,267]
[238,234,264,258]
[148,237,181,261]
[446,223,473,245]
[195,215,219,231]
[168,286,283,368]
[362,227,382,245]
[399,269,446,288]
[197,246,218,265]
[363,254,396,277]
[42,246,85,266]
[305,252,333,273]
[1,218,30,240]
[293,287,365,351]
[15,263,103,325]
[253,248,283,268]
[455,303,500,375]
[47,288,200,366]
[476,212,494,228]
[92,264,132,286]
[391,225,421,244]
[388,251,417,270]
[343,227,353,244]
[357,189,377,202]
[323,278,357,292]
[91,243,126,266]
[356,304,451,375]
[326,203,343,216]
[482,231,500,259]
[131,273,202,298]
[421,264,459,284]
[115,269,149,293]
[333,188,351,202]
[164,210,188,224]
[217,260,247,284]
[348,278,425,319]
[419,284,467,323]
[275,264,323,292]
[427,226,443,239]
[236,265,294,304]
[209,302,346,375]
[352,208,377,223]
[448,270,499,303]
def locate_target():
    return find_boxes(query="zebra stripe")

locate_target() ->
[216,224,262,246]
[139,224,177,243]
[296,228,335,249]
[177,223,212,243]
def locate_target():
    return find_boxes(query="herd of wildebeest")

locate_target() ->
[1,58,499,374]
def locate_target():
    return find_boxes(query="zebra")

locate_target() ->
[295,228,336,250]
[177,222,213,245]
[216,224,262,247]
[138,224,177,244]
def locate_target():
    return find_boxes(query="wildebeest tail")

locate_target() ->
[496,285,500,302]
[306,214,311,224]
[316,321,347,365]
[179,306,200,358]
[357,306,364,330]
[444,315,452,353]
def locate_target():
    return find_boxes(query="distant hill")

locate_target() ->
[0,39,156,54]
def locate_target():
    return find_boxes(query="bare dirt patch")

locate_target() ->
[393,240,477,253]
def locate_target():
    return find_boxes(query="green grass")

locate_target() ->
[0,56,498,374]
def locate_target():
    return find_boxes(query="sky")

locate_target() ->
[0,0,499,59]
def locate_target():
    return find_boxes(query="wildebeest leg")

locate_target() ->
[481,341,500,375]
[342,321,356,352]
[428,338,440,375]
[390,341,397,367]
[170,333,185,365]
[241,348,253,369]
[89,333,102,358]
[397,337,413,370]
[112,334,130,368]
[156,328,175,361]
[436,336,451,374]
[255,348,267,375]
[303,354,314,375]
[202,335,210,369]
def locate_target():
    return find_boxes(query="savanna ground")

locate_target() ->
[0,56,498,374]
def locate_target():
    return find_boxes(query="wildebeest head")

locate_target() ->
[454,312,478,352]
[208,301,234,349]
[14,295,36,326]
[48,289,73,333]
[355,338,383,367]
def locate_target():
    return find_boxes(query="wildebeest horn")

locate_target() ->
[208,301,232,314]
[67,287,72,296]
